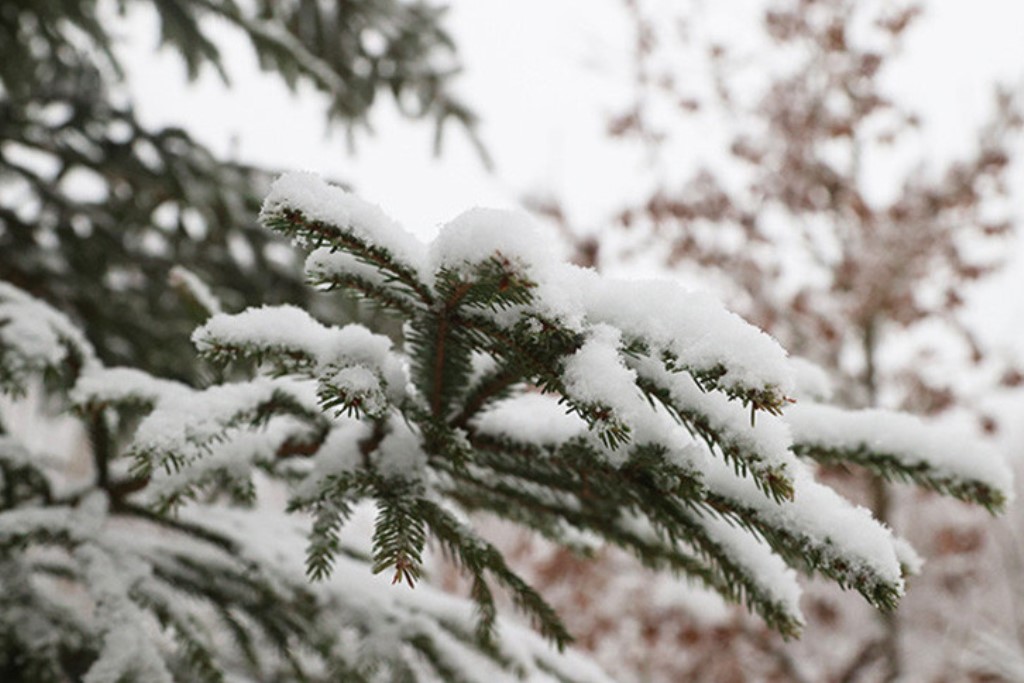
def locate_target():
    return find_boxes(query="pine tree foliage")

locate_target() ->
[787,402,1010,512]
[0,283,612,682]
[127,173,1013,654]
[0,0,476,382]
[1,0,474,134]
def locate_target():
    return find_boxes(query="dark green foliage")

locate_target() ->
[372,480,428,585]
[419,498,574,648]
[0,0,476,383]
[0,282,607,682]
[792,442,1008,513]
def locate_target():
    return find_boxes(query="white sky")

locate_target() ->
[117,1,1024,222]
[115,0,1024,354]
[117,0,634,233]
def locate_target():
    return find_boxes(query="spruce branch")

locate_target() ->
[793,442,1008,512]
[681,361,792,418]
[305,254,419,316]
[129,384,324,481]
[262,207,434,306]
[20,171,1006,675]
[421,280,476,418]
[371,481,428,587]
[419,498,574,650]
[450,365,523,429]
[435,451,803,635]
[116,501,238,554]
[634,373,794,502]
[786,403,1013,514]
[133,587,224,683]
[289,472,373,581]
[454,433,805,634]
[703,492,903,611]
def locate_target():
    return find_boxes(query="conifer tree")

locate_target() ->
[0,281,612,682]
[0,0,478,383]
[98,173,1013,666]
[2,172,1014,679]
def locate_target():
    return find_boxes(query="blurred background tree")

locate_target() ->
[518,0,1024,680]
[0,0,478,383]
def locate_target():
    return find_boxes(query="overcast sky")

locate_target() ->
[114,0,1024,358]
[115,1,1023,218]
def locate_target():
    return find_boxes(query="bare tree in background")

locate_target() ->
[519,0,1024,680]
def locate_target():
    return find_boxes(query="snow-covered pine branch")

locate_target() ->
[135,171,1010,650]
[0,282,97,395]
[787,402,1013,512]
[0,281,612,682]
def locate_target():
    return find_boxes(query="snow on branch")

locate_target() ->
[181,506,618,683]
[77,543,173,683]
[223,172,1016,643]
[261,172,433,304]
[787,402,1014,512]
[631,354,795,500]
[305,246,419,314]
[471,392,904,615]
[194,305,407,418]
[0,282,96,393]
[71,366,190,413]
[109,172,1012,657]
[130,377,323,481]
[703,458,905,610]
[0,274,620,681]
[692,513,804,631]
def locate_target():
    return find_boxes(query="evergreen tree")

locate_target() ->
[0,281,612,682]
[3,172,1003,680]
[0,0,478,383]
